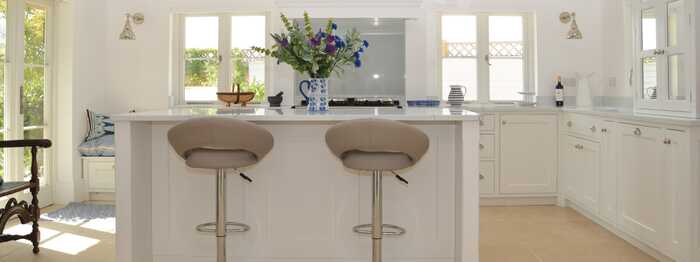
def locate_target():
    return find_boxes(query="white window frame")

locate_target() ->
[630,0,694,113]
[438,12,535,104]
[171,12,269,106]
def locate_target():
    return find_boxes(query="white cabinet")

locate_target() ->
[562,135,600,213]
[598,122,619,224]
[617,124,671,254]
[83,157,116,193]
[479,161,496,194]
[663,129,692,261]
[499,114,558,194]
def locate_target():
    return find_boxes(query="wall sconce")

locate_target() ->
[560,12,582,40]
[119,13,145,40]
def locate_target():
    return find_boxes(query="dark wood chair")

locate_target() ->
[0,139,51,254]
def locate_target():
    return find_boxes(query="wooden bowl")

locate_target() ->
[217,92,255,107]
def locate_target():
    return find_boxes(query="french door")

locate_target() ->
[0,0,53,207]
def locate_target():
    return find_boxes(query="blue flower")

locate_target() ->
[332,23,338,30]
[358,47,364,53]
[353,51,360,58]
[363,40,369,48]
[354,59,362,68]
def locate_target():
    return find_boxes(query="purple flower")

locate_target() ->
[324,43,337,55]
[363,40,369,48]
[308,35,322,46]
[327,34,335,42]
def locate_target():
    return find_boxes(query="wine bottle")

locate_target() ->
[555,76,564,107]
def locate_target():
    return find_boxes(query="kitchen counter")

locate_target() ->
[113,107,480,262]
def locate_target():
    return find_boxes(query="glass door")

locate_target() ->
[0,0,52,207]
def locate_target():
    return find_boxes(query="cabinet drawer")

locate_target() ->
[479,134,495,159]
[479,161,495,194]
[86,161,116,192]
[563,113,601,140]
[479,115,496,131]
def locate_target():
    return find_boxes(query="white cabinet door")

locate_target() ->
[562,135,582,201]
[500,114,558,194]
[562,135,600,213]
[617,124,670,251]
[663,129,691,260]
[599,123,619,224]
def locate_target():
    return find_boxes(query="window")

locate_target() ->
[175,14,266,104]
[441,14,532,103]
[633,0,691,111]
[0,0,53,204]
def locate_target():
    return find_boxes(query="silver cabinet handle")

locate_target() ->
[479,174,485,180]
[633,128,642,136]
[502,120,507,125]
[479,144,485,150]
[485,54,492,66]
[479,119,484,126]
[567,121,572,127]
[663,138,671,145]
[653,49,666,55]
[601,128,608,133]
[590,126,596,132]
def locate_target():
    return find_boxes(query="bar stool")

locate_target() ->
[325,118,429,262]
[168,117,273,262]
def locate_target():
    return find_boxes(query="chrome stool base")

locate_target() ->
[196,222,250,233]
[353,224,406,236]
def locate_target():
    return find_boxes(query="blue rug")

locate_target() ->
[40,202,116,233]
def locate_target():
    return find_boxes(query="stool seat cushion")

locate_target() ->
[168,118,274,169]
[185,149,258,169]
[326,118,429,171]
[341,150,413,171]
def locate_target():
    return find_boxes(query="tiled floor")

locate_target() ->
[480,206,657,262]
[1,205,656,261]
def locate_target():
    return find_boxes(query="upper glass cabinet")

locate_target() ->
[633,0,692,113]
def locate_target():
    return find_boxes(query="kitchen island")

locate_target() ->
[112,107,481,262]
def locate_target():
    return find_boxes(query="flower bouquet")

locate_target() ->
[253,12,369,111]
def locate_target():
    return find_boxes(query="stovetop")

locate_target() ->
[299,97,402,108]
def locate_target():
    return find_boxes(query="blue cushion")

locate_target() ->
[85,110,114,141]
[78,134,115,157]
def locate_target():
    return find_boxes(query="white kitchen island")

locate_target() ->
[112,107,481,262]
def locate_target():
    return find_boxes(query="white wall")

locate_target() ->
[76,0,619,113]
[54,0,108,204]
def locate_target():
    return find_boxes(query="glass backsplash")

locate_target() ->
[293,18,406,104]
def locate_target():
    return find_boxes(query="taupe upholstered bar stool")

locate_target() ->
[325,119,429,262]
[168,118,273,262]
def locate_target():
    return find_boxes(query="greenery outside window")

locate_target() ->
[174,14,267,105]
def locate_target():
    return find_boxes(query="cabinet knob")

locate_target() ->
[633,128,642,136]
[601,128,608,133]
[502,120,507,125]
[479,174,485,180]
[479,119,484,126]
[479,144,485,150]
[590,126,597,132]
[566,121,572,127]
[663,138,671,145]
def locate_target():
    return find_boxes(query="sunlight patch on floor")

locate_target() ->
[39,233,100,255]
[79,217,115,234]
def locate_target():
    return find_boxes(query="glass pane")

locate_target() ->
[22,66,44,126]
[0,0,6,134]
[0,132,4,180]
[442,59,477,101]
[24,5,46,65]
[23,128,44,179]
[489,16,524,101]
[668,54,685,100]
[441,16,477,101]
[184,16,219,102]
[489,59,524,101]
[642,56,658,100]
[642,8,657,50]
[231,16,265,103]
[667,0,682,47]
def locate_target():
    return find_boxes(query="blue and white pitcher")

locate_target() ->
[299,78,329,112]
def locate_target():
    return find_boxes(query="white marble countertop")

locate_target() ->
[111,106,480,122]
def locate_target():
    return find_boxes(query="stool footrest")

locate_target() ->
[196,222,250,233]
[352,224,406,236]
